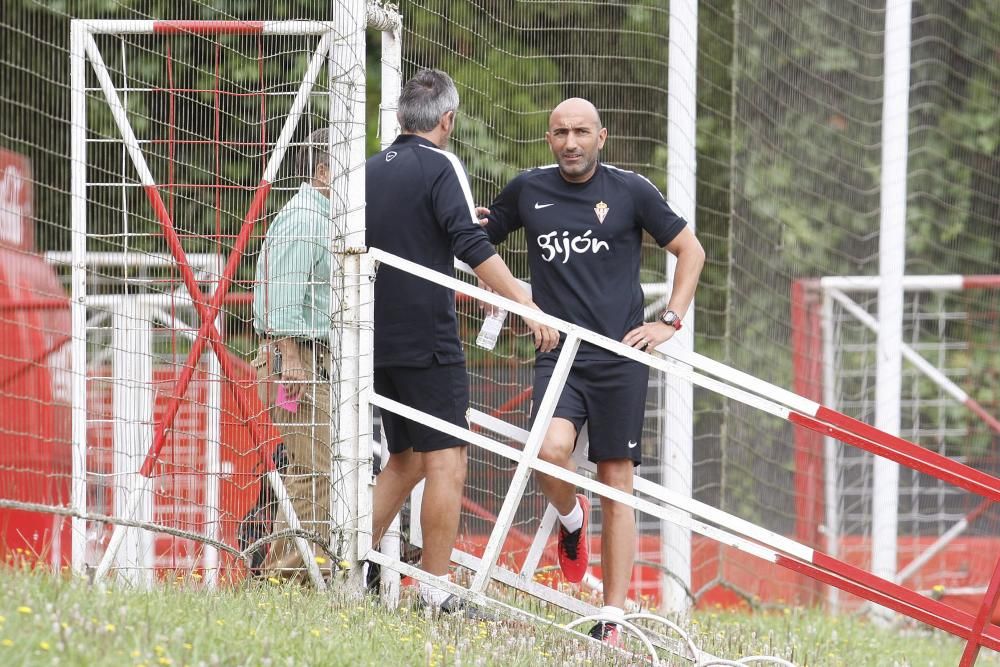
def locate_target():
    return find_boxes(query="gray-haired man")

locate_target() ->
[366,69,558,613]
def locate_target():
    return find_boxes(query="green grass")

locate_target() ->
[0,566,997,666]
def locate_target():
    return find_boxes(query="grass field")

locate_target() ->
[0,565,997,666]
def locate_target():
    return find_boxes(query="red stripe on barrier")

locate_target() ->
[797,409,1000,502]
[963,275,1000,289]
[811,551,1000,641]
[776,554,1000,652]
[960,555,1000,666]
[153,21,265,35]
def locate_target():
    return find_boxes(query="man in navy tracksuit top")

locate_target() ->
[482,98,705,642]
[365,69,557,615]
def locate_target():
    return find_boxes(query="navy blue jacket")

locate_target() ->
[485,163,687,361]
[366,134,497,368]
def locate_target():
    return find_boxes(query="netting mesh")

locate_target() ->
[399,1,675,601]
[821,283,1000,609]
[721,0,1000,607]
[0,0,998,624]
[1,2,373,583]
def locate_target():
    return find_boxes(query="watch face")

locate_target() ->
[662,311,680,329]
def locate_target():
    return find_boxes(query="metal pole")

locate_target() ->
[663,0,698,615]
[374,19,403,603]
[873,0,913,612]
[69,21,89,576]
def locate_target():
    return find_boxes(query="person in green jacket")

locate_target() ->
[251,127,338,583]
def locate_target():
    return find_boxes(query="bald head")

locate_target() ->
[548,97,602,131]
[546,98,607,183]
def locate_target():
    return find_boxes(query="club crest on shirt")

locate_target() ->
[594,201,609,224]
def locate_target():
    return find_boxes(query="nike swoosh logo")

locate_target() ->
[628,440,638,449]
[534,202,555,209]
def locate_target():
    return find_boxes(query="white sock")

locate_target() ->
[419,573,451,607]
[557,500,583,533]
[599,605,625,623]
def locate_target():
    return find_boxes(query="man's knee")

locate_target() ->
[538,418,577,466]
[383,448,426,486]
[422,445,467,485]
[597,459,634,498]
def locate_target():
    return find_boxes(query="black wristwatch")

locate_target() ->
[660,309,682,331]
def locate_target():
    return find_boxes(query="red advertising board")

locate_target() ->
[0,148,72,567]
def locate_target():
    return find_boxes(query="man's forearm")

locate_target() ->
[665,237,706,318]
[470,254,532,306]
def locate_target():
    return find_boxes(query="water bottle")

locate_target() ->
[476,308,507,350]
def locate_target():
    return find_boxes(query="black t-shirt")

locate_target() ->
[366,134,497,368]
[485,163,687,361]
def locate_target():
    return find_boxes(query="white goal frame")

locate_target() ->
[813,274,1000,610]
[69,4,397,589]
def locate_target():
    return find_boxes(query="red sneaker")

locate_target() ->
[557,493,590,583]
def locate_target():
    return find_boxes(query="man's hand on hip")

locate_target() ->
[623,322,675,352]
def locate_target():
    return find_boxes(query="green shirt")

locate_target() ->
[253,183,335,342]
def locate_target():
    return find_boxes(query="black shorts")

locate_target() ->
[531,357,649,465]
[374,361,470,454]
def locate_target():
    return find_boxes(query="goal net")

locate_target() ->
[2,0,998,643]
[393,0,1000,617]
[0,2,394,586]
[719,0,1000,612]
[798,276,1000,613]
[397,1,682,606]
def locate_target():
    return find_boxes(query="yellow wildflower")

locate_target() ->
[16,606,32,615]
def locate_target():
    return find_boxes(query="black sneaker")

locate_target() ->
[364,560,380,594]
[422,594,500,622]
[588,621,622,646]
[557,494,590,583]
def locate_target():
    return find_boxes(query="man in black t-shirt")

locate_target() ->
[366,69,557,615]
[481,98,705,643]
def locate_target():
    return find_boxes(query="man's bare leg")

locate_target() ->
[371,448,424,546]
[534,418,579,514]
[418,445,468,575]
[596,459,635,609]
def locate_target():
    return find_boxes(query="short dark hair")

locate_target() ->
[397,69,459,133]
[295,127,332,179]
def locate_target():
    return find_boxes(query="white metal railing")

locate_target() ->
[364,248,819,630]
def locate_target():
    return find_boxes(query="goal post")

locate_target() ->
[792,275,1000,613]
[65,4,398,586]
